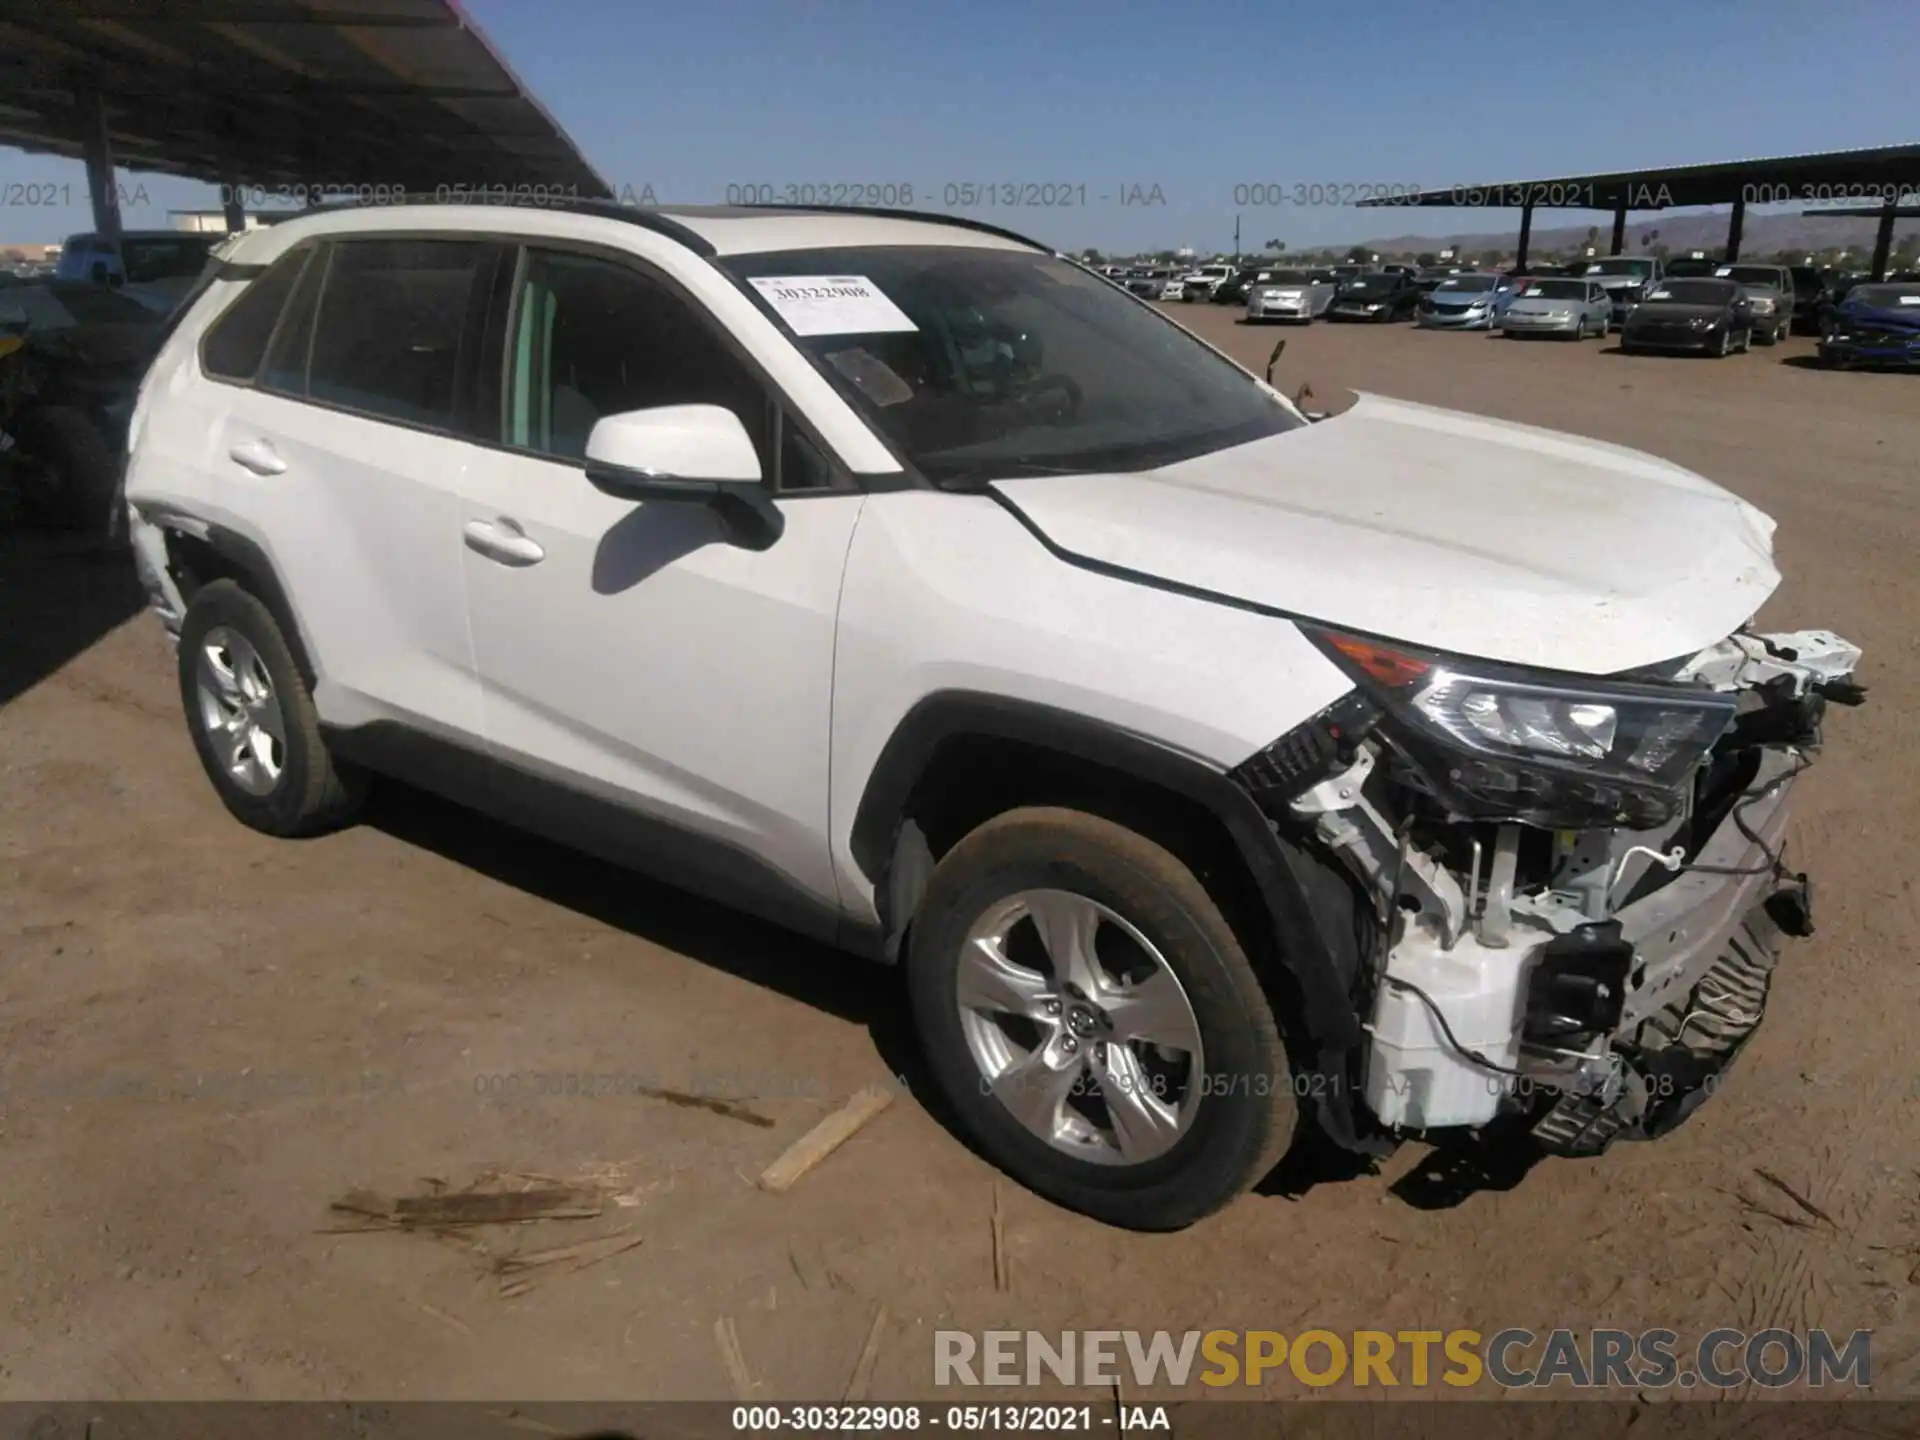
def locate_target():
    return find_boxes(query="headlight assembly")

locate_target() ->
[1304,627,1737,827]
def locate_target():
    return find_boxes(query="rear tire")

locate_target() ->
[906,807,1296,1231]
[177,579,365,837]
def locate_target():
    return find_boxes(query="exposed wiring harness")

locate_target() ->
[1669,752,1811,879]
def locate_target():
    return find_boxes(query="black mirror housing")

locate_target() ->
[584,463,785,551]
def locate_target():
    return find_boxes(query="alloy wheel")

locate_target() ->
[194,626,287,796]
[956,888,1206,1166]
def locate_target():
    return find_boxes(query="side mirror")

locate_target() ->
[89,260,111,285]
[582,404,784,551]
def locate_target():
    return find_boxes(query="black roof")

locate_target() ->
[0,0,607,195]
[1359,143,1920,211]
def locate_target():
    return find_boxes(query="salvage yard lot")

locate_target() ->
[2,319,1918,1401]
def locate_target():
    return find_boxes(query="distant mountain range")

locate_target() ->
[1348,209,1920,260]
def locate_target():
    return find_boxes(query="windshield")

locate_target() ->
[1523,280,1587,300]
[1583,259,1655,278]
[1849,284,1920,308]
[1435,275,1496,292]
[1663,259,1717,277]
[1258,270,1309,284]
[1644,280,1737,305]
[1717,266,1785,287]
[1342,275,1398,294]
[120,237,218,284]
[724,246,1301,482]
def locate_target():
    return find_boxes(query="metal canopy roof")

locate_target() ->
[0,0,609,197]
[1359,142,1920,209]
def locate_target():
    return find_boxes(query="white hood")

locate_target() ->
[992,393,1780,675]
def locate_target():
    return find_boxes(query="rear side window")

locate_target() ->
[200,249,312,382]
[307,238,486,429]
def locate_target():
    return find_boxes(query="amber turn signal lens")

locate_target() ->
[1326,634,1431,688]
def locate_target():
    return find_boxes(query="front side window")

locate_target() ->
[306,238,486,429]
[503,249,773,469]
[725,245,1301,483]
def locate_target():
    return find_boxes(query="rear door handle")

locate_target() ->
[227,438,287,476]
[463,517,545,567]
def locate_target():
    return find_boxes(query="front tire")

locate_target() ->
[906,807,1296,1230]
[177,579,365,837]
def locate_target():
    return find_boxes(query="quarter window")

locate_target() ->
[307,238,487,429]
[200,249,312,382]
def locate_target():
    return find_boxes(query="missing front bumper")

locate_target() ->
[1530,875,1808,1156]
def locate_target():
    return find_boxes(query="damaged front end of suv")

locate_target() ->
[1233,622,1865,1157]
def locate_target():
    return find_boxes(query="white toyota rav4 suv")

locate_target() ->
[125,198,1864,1230]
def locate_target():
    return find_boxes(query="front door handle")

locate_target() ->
[463,517,545,567]
[228,438,287,476]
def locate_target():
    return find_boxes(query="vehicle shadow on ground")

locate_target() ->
[1383,1116,1546,1210]
[359,781,938,1097]
[0,529,147,709]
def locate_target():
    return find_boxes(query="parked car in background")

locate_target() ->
[1499,277,1613,339]
[1327,262,1375,286]
[1818,279,1920,369]
[1159,273,1191,300]
[54,230,221,289]
[1618,278,1755,357]
[1245,268,1337,323]
[1210,268,1256,304]
[1713,264,1793,344]
[1179,263,1238,301]
[1415,273,1507,330]
[1578,256,1663,325]
[1328,270,1420,322]
[1124,268,1170,297]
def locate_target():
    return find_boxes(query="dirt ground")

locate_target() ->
[2,314,1917,1405]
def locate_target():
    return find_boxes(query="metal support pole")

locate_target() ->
[1724,196,1745,262]
[222,172,247,234]
[1516,202,1534,269]
[1871,198,1898,280]
[1610,195,1627,255]
[80,89,121,237]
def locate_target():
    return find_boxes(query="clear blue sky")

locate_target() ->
[2,0,1916,254]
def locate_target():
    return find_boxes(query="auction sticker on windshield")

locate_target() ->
[747,275,918,336]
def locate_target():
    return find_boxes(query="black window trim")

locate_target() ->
[479,235,866,499]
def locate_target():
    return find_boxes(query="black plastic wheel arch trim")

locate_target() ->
[157,517,320,692]
[850,690,1367,1044]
